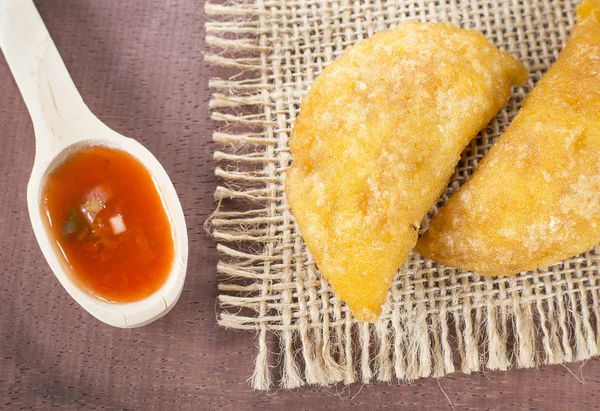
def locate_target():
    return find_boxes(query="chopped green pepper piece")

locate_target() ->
[62,209,81,238]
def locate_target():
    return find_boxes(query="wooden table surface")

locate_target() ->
[1,1,600,409]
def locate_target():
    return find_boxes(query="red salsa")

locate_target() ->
[41,146,174,302]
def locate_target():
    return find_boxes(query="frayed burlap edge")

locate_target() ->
[205,0,600,390]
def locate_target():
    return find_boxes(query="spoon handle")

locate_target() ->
[0,0,91,152]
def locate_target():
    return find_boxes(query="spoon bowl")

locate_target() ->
[1,0,188,327]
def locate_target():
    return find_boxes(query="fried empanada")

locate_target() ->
[286,22,527,321]
[417,1,600,276]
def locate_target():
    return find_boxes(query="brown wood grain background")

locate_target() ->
[1,1,600,409]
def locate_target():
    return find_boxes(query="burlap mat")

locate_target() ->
[205,0,600,390]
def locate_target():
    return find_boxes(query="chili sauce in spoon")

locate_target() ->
[41,146,175,302]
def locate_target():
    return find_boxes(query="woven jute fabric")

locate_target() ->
[205,0,600,390]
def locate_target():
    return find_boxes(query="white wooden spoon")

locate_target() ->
[0,0,188,327]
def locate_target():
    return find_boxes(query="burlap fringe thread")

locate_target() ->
[205,0,600,390]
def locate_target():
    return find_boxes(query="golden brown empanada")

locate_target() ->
[417,1,600,276]
[287,22,527,321]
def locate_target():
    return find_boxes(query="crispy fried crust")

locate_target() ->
[286,22,527,321]
[417,1,600,276]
